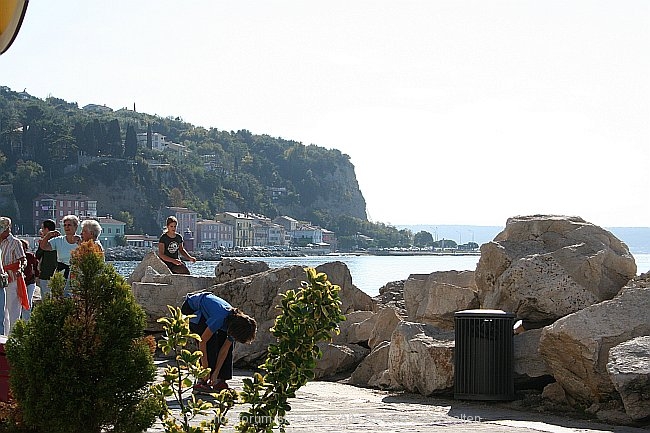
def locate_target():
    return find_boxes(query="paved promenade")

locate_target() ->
[147,363,648,433]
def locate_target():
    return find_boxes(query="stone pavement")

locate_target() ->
[147,362,648,433]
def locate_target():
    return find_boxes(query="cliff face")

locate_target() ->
[311,161,367,220]
[70,155,366,234]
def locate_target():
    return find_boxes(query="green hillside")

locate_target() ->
[0,86,414,249]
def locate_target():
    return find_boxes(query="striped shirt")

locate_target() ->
[0,234,25,267]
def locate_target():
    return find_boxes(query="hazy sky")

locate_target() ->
[1,1,648,227]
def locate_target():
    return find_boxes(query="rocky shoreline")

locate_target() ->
[127,215,650,427]
[104,246,307,261]
[105,246,480,261]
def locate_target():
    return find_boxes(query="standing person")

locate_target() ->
[158,216,196,274]
[19,239,38,321]
[0,250,6,334]
[0,217,28,335]
[35,219,59,299]
[80,219,104,252]
[180,292,256,393]
[38,215,81,296]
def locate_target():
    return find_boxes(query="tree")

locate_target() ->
[146,122,152,150]
[83,121,98,156]
[117,210,135,232]
[413,230,434,247]
[7,242,161,433]
[91,119,107,155]
[14,160,45,226]
[169,187,183,207]
[124,124,138,158]
[106,118,123,157]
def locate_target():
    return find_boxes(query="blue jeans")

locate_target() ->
[21,283,37,322]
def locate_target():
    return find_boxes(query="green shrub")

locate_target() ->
[236,266,346,432]
[6,241,161,433]
[153,306,239,433]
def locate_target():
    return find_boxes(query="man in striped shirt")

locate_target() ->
[0,217,26,335]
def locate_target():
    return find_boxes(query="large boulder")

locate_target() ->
[606,336,650,421]
[403,270,478,330]
[206,262,375,368]
[350,341,398,389]
[313,342,370,379]
[131,273,218,330]
[539,280,650,406]
[475,215,636,325]
[127,251,171,285]
[334,310,376,344]
[388,321,455,396]
[214,258,269,283]
[367,307,402,350]
[318,261,376,313]
[513,328,552,386]
[374,279,406,315]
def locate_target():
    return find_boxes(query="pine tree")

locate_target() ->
[6,241,160,433]
[106,118,123,157]
[146,122,153,150]
[124,123,138,158]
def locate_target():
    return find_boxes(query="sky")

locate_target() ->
[1,1,648,227]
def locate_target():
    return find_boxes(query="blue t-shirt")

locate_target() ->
[187,293,232,334]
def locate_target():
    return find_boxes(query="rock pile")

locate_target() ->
[127,215,648,426]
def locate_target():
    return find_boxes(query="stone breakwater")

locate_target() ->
[104,246,306,261]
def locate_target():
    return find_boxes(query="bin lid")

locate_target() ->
[454,309,515,318]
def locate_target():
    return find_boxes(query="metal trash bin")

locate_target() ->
[454,309,515,401]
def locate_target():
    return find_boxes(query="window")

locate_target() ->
[35,210,39,217]
[108,228,112,234]
[59,210,63,216]
[59,201,64,206]
[116,228,120,234]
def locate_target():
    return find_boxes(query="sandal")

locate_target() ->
[213,381,229,391]
[192,382,214,395]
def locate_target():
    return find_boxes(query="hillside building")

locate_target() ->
[137,132,188,155]
[195,219,234,249]
[93,216,126,248]
[33,193,97,234]
[124,234,159,248]
[215,212,254,247]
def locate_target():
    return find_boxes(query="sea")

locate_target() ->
[111,252,650,298]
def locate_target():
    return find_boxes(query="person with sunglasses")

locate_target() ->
[38,215,81,296]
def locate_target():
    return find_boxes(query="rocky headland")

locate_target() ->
[128,215,649,427]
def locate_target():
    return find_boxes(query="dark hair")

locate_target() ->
[226,309,257,344]
[43,219,56,231]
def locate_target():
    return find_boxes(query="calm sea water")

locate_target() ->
[111,253,650,298]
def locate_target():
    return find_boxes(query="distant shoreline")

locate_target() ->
[104,246,481,262]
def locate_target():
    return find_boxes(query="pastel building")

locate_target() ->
[33,193,97,234]
[215,212,254,247]
[94,216,126,248]
[124,234,159,248]
[195,220,234,249]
